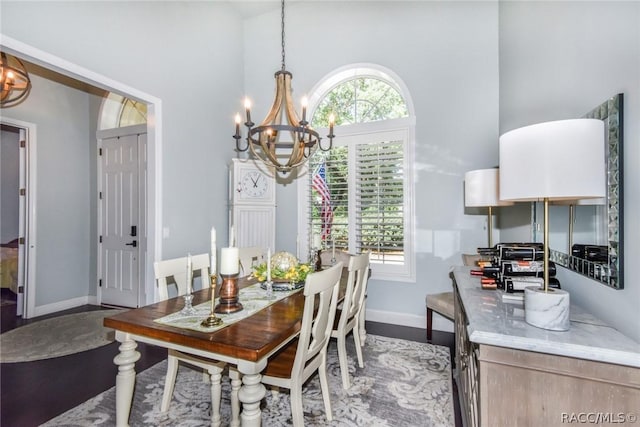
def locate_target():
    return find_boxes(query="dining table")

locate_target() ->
[103,268,352,427]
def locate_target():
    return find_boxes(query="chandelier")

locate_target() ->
[233,0,334,174]
[1,52,32,108]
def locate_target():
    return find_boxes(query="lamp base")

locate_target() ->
[524,286,570,331]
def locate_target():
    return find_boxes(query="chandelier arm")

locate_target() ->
[318,136,333,151]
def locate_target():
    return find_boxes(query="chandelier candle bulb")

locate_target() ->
[220,247,239,275]
[301,96,308,124]
[244,98,253,126]
[234,114,241,138]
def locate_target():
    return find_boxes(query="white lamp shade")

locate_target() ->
[464,168,514,207]
[499,119,605,202]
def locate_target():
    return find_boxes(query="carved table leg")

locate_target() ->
[237,360,267,427]
[113,332,141,427]
[207,366,223,427]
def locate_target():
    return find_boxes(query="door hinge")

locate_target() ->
[18,286,24,293]
[99,148,103,156]
[99,191,102,199]
[19,188,26,196]
[99,235,103,243]
[99,279,102,287]
[18,237,25,245]
[20,140,26,148]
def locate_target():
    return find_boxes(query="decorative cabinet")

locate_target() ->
[228,158,276,250]
[452,267,640,427]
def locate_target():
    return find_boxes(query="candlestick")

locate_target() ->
[220,247,239,275]
[313,233,322,249]
[210,227,217,276]
[215,273,243,314]
[201,274,223,327]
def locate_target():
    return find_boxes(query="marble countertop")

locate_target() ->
[452,266,640,368]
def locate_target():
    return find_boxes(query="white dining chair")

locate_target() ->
[319,249,351,267]
[331,252,370,389]
[154,253,233,427]
[237,246,265,277]
[245,262,344,427]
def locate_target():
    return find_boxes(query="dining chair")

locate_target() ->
[257,262,344,427]
[153,254,230,426]
[237,246,265,277]
[319,249,351,267]
[425,253,477,341]
[331,252,370,389]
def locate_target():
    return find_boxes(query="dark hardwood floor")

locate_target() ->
[1,296,461,427]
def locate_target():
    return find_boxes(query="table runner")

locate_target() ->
[154,282,302,333]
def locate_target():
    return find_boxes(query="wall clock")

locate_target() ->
[228,158,276,250]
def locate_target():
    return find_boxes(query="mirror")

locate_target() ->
[545,94,623,289]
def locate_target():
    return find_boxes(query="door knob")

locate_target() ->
[125,240,137,248]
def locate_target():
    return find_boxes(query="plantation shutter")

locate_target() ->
[355,139,405,265]
[308,147,349,248]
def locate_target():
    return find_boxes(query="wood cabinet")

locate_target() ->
[452,267,640,427]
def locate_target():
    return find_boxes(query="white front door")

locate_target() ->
[98,125,147,307]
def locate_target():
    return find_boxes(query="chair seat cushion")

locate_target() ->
[425,292,455,320]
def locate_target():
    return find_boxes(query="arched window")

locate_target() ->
[98,93,147,130]
[302,65,415,282]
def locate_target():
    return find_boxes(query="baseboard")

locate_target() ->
[365,308,454,333]
[32,295,98,318]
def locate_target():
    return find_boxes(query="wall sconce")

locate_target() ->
[464,168,513,247]
[500,119,605,331]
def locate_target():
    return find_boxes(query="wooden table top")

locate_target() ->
[104,271,347,363]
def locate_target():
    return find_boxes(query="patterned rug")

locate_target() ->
[42,335,454,426]
[0,309,126,363]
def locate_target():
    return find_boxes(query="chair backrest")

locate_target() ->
[337,252,370,330]
[292,262,343,378]
[238,246,265,277]
[319,249,351,267]
[153,253,210,301]
[462,253,481,267]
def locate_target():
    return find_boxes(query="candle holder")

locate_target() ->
[214,273,243,314]
[201,274,223,327]
[180,293,197,316]
[264,280,274,299]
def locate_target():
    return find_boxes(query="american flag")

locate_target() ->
[312,161,333,241]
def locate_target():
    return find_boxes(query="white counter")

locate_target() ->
[452,266,640,368]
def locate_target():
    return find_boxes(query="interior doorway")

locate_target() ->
[1,35,162,317]
[0,119,35,318]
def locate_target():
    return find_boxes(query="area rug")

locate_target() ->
[41,334,454,426]
[0,309,126,363]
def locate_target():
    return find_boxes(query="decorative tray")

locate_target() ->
[260,281,305,291]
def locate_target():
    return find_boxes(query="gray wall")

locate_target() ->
[0,1,245,308]
[1,128,20,244]
[1,1,637,341]
[244,1,501,326]
[499,1,640,341]
[2,74,92,305]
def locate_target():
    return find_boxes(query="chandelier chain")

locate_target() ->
[281,0,286,71]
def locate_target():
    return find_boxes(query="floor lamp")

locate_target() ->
[464,168,513,247]
[500,119,605,331]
